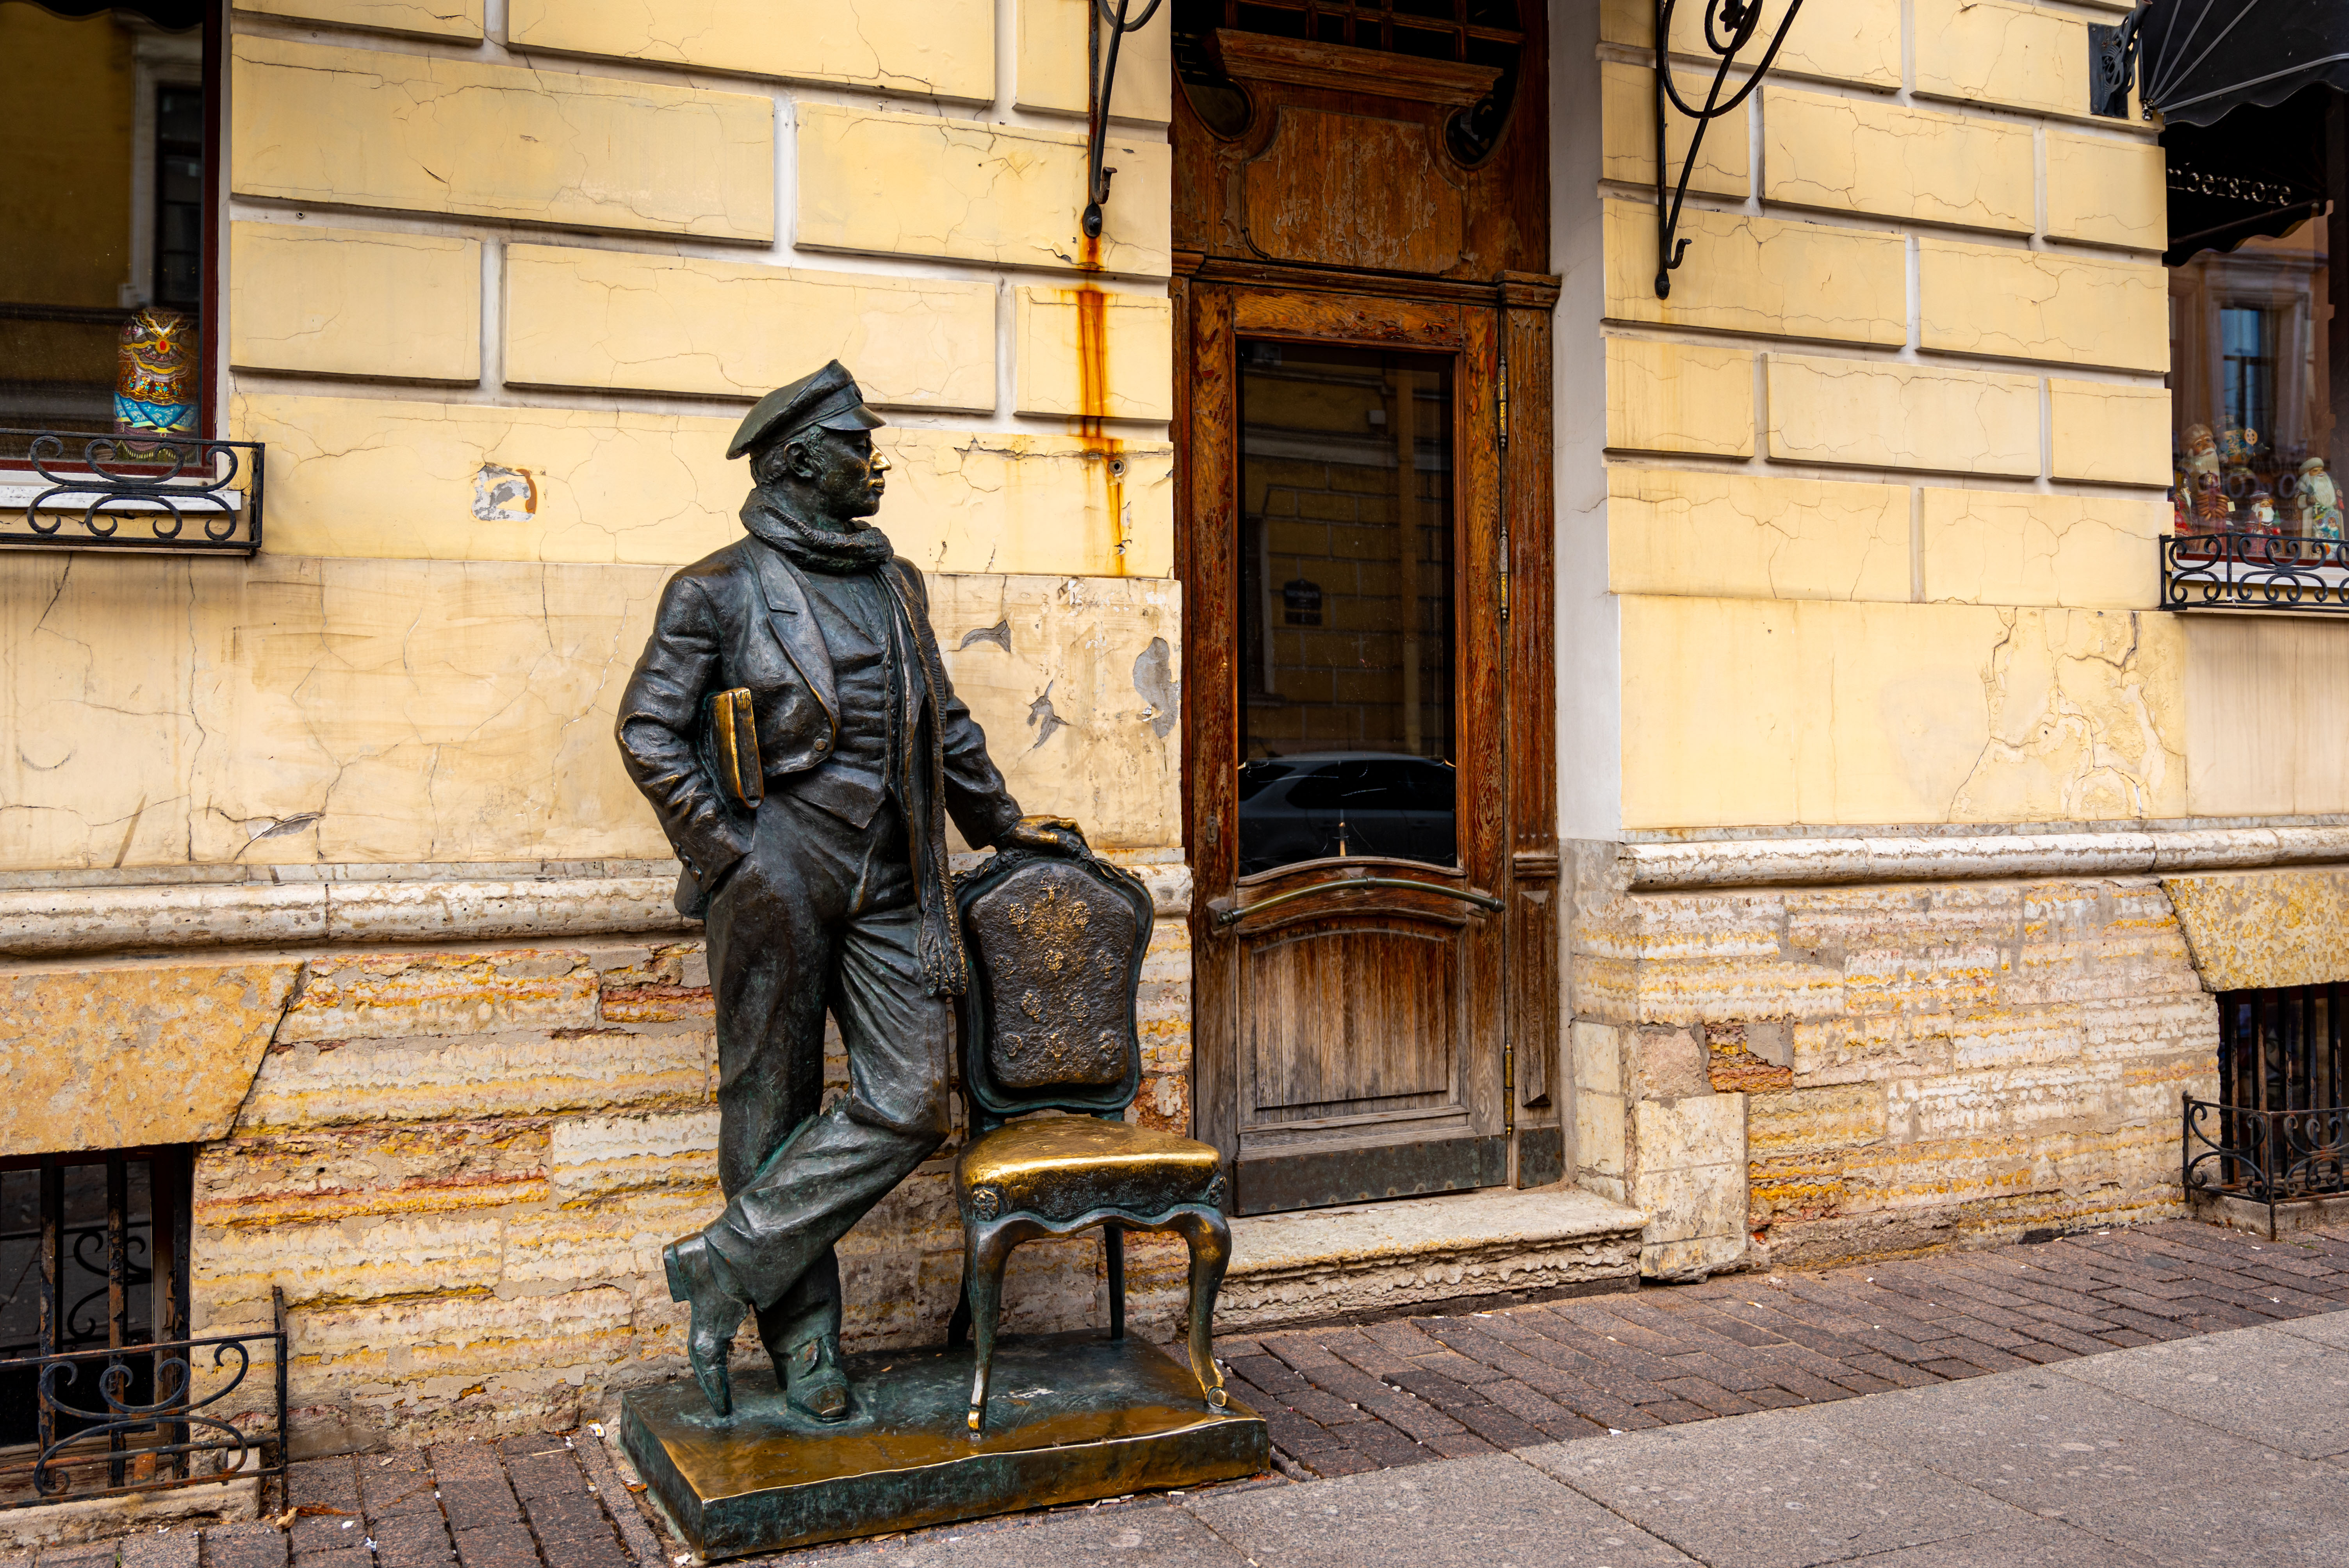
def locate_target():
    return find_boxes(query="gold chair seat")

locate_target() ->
[957,1115,1223,1224]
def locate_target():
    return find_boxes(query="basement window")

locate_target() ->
[0,1146,276,1506]
[2184,985,2349,1233]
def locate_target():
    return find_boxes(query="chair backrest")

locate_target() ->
[953,845,1154,1131]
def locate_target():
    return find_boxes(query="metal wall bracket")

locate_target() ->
[1084,0,1164,241]
[1653,0,1805,298]
[2089,11,2145,119]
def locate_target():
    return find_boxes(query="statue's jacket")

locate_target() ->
[615,534,1024,922]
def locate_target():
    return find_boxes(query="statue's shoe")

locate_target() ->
[663,1234,747,1417]
[779,1333,851,1423]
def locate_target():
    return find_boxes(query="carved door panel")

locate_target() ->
[1189,286,1509,1215]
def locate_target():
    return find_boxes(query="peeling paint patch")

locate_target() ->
[472,464,536,522]
[1027,682,1069,750]
[958,619,1012,654]
[1133,636,1177,740]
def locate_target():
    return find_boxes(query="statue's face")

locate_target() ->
[765,428,890,526]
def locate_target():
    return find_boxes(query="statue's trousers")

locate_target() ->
[699,788,954,1344]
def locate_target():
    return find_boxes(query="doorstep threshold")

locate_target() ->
[1215,1185,1646,1333]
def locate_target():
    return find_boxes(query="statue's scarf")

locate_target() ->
[740,492,895,572]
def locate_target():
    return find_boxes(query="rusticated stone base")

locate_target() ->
[1569,846,2224,1276]
[0,853,1193,1447]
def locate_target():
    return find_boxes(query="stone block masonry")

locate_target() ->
[21,902,1201,1445]
[1571,870,2216,1274]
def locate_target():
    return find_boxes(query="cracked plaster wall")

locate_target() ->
[231,391,1173,578]
[500,244,1001,412]
[229,223,482,383]
[508,0,996,101]
[230,37,777,240]
[1583,0,2189,837]
[0,0,1195,1423]
[239,0,481,39]
[1618,597,2186,832]
[1599,0,1903,89]
[0,556,1180,871]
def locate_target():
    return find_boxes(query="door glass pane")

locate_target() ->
[1236,340,1455,875]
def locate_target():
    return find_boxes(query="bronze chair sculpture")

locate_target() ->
[945,843,1233,1433]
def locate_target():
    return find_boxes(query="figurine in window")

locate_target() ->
[2245,489,2281,536]
[115,307,197,437]
[2302,457,2343,543]
[2183,423,2220,482]
[2193,470,2231,530]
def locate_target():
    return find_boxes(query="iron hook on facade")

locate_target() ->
[1084,0,1164,239]
[1651,0,1806,297]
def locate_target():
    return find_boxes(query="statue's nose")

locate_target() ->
[870,450,892,476]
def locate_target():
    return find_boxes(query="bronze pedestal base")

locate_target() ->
[619,1333,1268,1560]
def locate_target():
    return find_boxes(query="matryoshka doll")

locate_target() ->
[114,306,198,437]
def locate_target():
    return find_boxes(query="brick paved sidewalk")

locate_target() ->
[9,1217,2348,1567]
[1219,1218,2349,1480]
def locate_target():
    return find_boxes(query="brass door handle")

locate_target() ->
[1211,875,1504,928]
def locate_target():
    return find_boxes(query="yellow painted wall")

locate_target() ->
[0,0,1179,878]
[1598,0,2186,832]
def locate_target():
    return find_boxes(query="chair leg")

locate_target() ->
[945,1265,972,1349]
[1105,1226,1126,1341]
[1166,1209,1232,1409]
[964,1223,1017,1434]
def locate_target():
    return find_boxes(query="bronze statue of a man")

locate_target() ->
[615,361,1081,1420]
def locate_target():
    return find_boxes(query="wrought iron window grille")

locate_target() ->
[2161,531,2349,613]
[0,1307,289,1509]
[2185,984,2349,1239]
[1651,0,1805,298]
[0,429,262,556]
[0,1148,286,1509]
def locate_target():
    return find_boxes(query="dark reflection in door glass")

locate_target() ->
[1237,339,1455,875]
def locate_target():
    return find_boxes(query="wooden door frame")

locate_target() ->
[1174,259,1560,1198]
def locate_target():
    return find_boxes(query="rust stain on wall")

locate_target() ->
[1071,233,1129,573]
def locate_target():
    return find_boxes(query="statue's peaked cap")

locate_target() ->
[727,360,886,460]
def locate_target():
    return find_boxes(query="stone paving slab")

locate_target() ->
[2047,1323,2349,1461]
[1187,1452,1695,1568]
[1519,1412,2030,1568]
[11,1218,2349,1568]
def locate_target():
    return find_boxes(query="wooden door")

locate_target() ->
[1189,286,1510,1214]
[1172,7,1559,1217]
